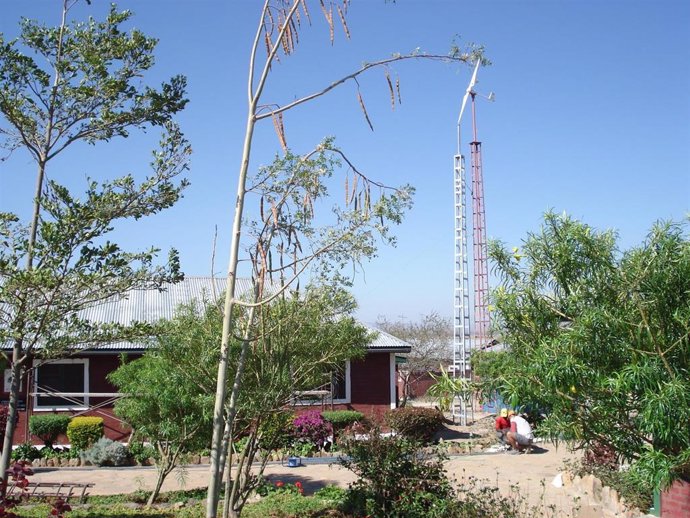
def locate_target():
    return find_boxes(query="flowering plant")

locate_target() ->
[292,411,332,450]
[257,479,304,497]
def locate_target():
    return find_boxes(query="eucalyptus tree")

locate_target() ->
[207,2,484,513]
[0,1,189,484]
[488,212,690,488]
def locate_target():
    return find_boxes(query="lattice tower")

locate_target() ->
[470,92,491,351]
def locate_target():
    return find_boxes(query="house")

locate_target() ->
[2,277,410,445]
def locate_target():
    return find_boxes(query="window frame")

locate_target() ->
[33,358,89,412]
[294,360,351,406]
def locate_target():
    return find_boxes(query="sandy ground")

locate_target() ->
[29,442,582,512]
[27,411,591,515]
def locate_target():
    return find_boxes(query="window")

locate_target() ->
[34,359,89,410]
[330,364,347,401]
[3,369,23,393]
[295,361,350,405]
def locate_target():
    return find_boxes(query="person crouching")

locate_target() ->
[506,410,534,454]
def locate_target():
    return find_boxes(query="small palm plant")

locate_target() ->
[427,366,476,412]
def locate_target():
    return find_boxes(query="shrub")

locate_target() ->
[293,410,332,449]
[29,414,71,447]
[66,416,103,451]
[81,437,130,466]
[11,442,40,461]
[321,410,364,429]
[341,429,452,518]
[258,411,295,451]
[242,491,333,518]
[322,410,365,445]
[127,441,158,465]
[0,405,9,440]
[384,406,444,443]
[567,457,653,512]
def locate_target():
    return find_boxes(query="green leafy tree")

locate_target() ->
[206,2,484,514]
[0,2,189,484]
[222,286,370,518]
[109,301,220,506]
[377,312,452,406]
[110,285,369,513]
[488,212,690,489]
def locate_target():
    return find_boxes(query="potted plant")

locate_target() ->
[286,441,313,467]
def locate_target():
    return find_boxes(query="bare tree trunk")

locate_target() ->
[0,351,22,492]
[147,446,176,507]
[147,469,167,507]
[206,111,256,517]
[221,452,233,518]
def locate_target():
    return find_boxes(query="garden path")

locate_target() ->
[28,444,579,509]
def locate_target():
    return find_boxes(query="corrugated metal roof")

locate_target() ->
[8,277,410,353]
[77,277,253,326]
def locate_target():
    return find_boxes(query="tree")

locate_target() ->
[207,2,483,514]
[377,312,452,405]
[109,301,219,507]
[222,286,370,518]
[487,212,690,489]
[110,285,369,514]
[0,1,190,485]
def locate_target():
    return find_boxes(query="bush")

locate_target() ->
[322,410,365,445]
[81,437,130,466]
[127,441,158,465]
[384,406,444,443]
[242,491,334,518]
[11,442,40,461]
[29,414,71,447]
[321,410,364,429]
[258,411,295,451]
[66,416,103,451]
[0,405,9,440]
[293,410,332,449]
[341,429,452,518]
[567,456,653,512]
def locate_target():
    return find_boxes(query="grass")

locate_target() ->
[241,492,336,518]
[10,503,204,517]
[9,488,211,517]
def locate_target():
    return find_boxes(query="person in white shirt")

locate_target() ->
[506,411,534,453]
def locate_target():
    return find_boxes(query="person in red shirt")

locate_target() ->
[495,408,511,445]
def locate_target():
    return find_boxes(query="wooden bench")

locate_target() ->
[8,482,94,503]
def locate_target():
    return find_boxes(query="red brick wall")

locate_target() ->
[5,351,397,444]
[397,371,439,399]
[293,352,395,422]
[2,353,140,445]
[351,352,391,411]
[662,479,690,517]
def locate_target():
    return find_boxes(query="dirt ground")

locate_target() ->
[29,414,586,515]
[29,444,580,511]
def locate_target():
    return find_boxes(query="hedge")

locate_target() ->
[66,416,104,451]
[29,414,71,447]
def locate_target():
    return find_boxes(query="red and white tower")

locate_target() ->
[453,61,493,424]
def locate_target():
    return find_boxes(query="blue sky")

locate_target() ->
[1,0,688,324]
